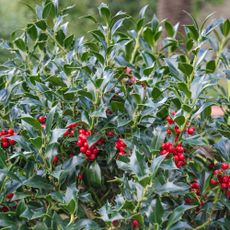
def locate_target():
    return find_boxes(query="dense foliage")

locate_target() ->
[0,0,230,229]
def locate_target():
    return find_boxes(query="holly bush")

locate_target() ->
[0,0,230,229]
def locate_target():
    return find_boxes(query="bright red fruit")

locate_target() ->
[221,163,229,170]
[187,127,195,135]
[38,115,46,123]
[132,219,139,228]
[6,193,14,199]
[210,179,217,185]
[53,156,59,164]
[191,182,199,189]
[2,141,9,148]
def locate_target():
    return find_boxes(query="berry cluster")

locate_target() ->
[185,181,205,209]
[63,122,78,137]
[1,193,16,213]
[76,129,101,161]
[210,163,230,197]
[166,112,195,141]
[0,128,16,149]
[38,115,46,129]
[160,142,186,168]
[115,138,127,157]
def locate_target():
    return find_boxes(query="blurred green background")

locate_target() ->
[0,0,227,63]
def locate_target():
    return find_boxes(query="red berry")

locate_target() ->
[112,220,119,226]
[191,182,199,189]
[222,176,228,183]
[78,173,84,180]
[69,130,75,137]
[174,155,179,161]
[185,197,192,204]
[41,124,46,129]
[8,128,14,136]
[1,136,7,142]
[77,140,84,147]
[221,163,229,170]
[85,130,91,136]
[80,147,87,153]
[79,134,87,141]
[178,154,185,161]
[79,129,86,135]
[166,129,171,135]
[93,148,99,155]
[166,116,174,124]
[86,150,92,156]
[176,146,184,153]
[69,153,74,158]
[132,219,139,228]
[161,143,167,149]
[6,193,14,199]
[1,206,9,212]
[53,156,59,164]
[160,150,167,155]
[1,141,9,148]
[63,130,70,136]
[9,139,16,145]
[38,116,46,123]
[221,183,227,189]
[210,179,218,185]
[88,153,96,160]
[187,127,195,135]
[172,111,176,116]
[66,122,77,129]
[106,131,114,136]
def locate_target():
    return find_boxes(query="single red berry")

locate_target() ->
[221,183,227,189]
[221,163,229,170]
[191,182,199,189]
[187,127,195,135]
[84,142,88,148]
[79,129,86,135]
[174,155,179,161]
[176,146,184,153]
[160,150,168,155]
[69,130,75,137]
[172,111,176,116]
[1,141,9,148]
[106,131,114,136]
[79,134,87,141]
[77,140,84,147]
[86,149,92,156]
[93,148,99,155]
[132,219,139,228]
[1,136,7,142]
[112,220,119,226]
[53,156,59,164]
[166,129,171,135]
[63,130,70,136]
[78,173,84,180]
[80,146,87,153]
[88,153,96,160]
[222,176,228,183]
[161,143,167,149]
[41,124,46,129]
[166,116,174,124]
[210,179,218,185]
[8,128,14,136]
[69,153,74,158]
[6,193,14,199]
[208,162,214,169]
[85,130,91,136]
[38,115,46,123]
[185,197,192,204]
[178,154,185,161]
[9,139,16,145]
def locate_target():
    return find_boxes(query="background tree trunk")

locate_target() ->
[157,0,192,31]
